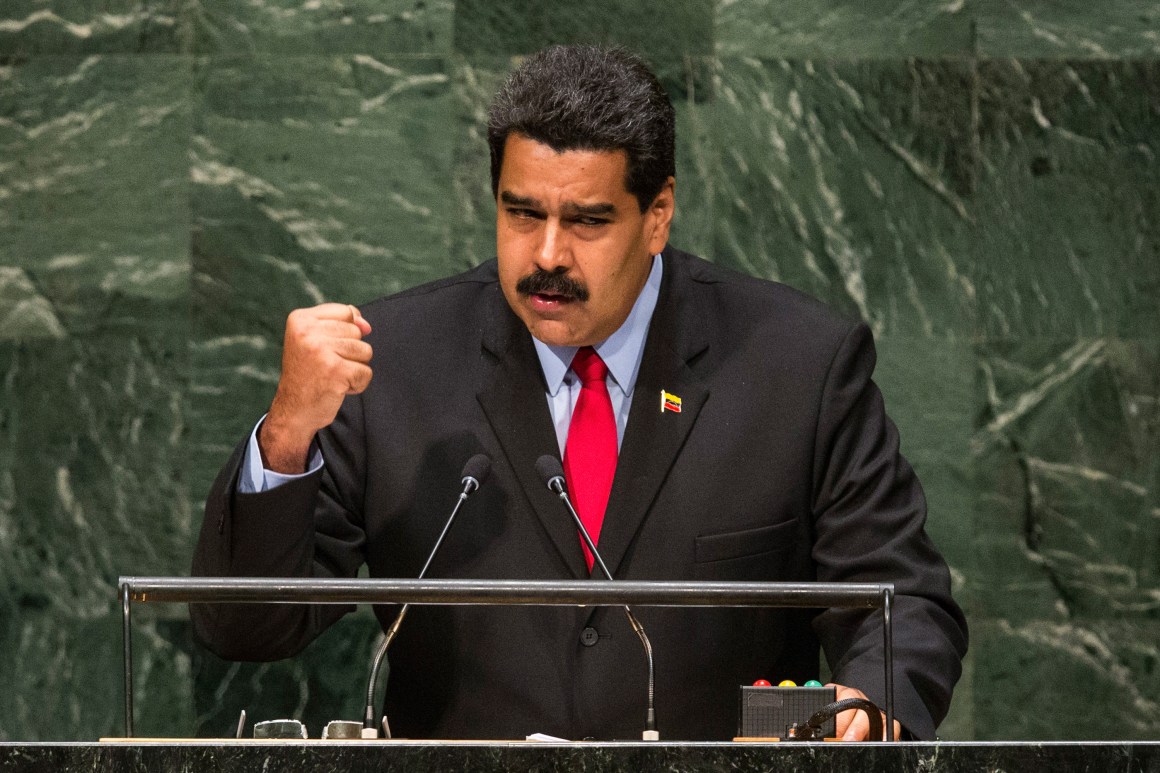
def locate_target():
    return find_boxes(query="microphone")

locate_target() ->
[362,453,491,738]
[534,455,659,741]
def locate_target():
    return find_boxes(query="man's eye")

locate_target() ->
[574,217,608,227]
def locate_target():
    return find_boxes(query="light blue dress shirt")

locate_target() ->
[239,254,663,493]
[533,253,662,456]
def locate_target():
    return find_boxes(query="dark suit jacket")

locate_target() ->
[192,245,967,741]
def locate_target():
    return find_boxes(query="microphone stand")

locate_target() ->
[544,471,659,741]
[362,456,489,738]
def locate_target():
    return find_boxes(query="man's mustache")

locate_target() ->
[516,269,590,302]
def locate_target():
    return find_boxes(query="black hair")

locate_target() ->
[487,45,676,213]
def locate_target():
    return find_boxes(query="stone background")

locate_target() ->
[1,0,1157,742]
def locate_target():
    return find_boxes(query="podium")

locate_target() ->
[9,578,1150,770]
[118,576,897,740]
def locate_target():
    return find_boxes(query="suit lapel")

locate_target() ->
[476,285,589,578]
[597,249,710,578]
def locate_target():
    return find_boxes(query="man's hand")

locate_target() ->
[827,683,902,741]
[260,303,373,473]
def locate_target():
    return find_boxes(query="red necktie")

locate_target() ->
[563,347,617,572]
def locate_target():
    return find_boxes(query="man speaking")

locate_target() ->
[192,45,968,742]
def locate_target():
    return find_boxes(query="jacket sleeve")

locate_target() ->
[190,394,368,662]
[809,322,969,740]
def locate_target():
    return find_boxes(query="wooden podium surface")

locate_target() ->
[2,741,1158,772]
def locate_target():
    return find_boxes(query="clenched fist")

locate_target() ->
[259,303,373,473]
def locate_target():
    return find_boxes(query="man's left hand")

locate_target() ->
[826,683,902,741]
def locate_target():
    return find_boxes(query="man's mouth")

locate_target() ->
[529,292,574,311]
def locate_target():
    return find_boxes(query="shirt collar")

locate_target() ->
[533,253,664,396]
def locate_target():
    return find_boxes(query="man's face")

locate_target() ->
[496,133,674,347]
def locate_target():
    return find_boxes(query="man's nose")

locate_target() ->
[535,219,573,272]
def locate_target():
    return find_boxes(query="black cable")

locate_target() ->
[787,696,884,742]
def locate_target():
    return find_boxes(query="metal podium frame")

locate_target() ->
[117,577,895,740]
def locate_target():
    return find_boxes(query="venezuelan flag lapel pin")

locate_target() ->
[660,390,682,414]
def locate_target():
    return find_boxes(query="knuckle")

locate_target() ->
[323,356,345,382]
[287,307,313,329]
[288,323,315,348]
[301,336,324,358]
[350,376,369,393]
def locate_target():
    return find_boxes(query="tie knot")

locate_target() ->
[571,346,608,385]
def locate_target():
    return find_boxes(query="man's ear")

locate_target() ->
[645,176,676,254]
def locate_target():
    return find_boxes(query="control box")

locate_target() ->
[737,684,836,739]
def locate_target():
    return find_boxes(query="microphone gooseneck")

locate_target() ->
[362,453,491,737]
[535,454,659,741]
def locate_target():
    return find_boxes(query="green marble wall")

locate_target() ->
[1,0,1156,742]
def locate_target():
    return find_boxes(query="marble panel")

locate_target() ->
[453,0,713,58]
[0,52,192,745]
[670,61,719,260]
[0,54,191,337]
[451,0,713,101]
[873,336,976,740]
[191,611,382,739]
[971,59,1159,339]
[938,643,974,741]
[705,57,978,339]
[971,339,1159,622]
[3,601,382,740]
[0,0,185,55]
[189,0,452,56]
[715,0,973,59]
[446,55,507,271]
[0,608,192,741]
[0,334,190,616]
[973,618,1160,740]
[188,53,456,493]
[0,331,190,743]
[974,0,1160,58]
[192,53,456,314]
[0,59,191,736]
[874,337,974,581]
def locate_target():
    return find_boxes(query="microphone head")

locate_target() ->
[460,453,491,489]
[534,455,566,493]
